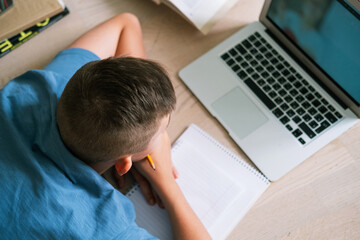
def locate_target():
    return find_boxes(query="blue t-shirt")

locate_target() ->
[0,48,157,239]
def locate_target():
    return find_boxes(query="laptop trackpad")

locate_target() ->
[212,87,268,139]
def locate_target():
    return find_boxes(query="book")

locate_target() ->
[0,0,65,41]
[0,7,69,59]
[153,0,239,34]
[126,124,270,239]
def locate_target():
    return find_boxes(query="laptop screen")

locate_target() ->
[267,0,360,105]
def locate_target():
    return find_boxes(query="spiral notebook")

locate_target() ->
[126,124,270,239]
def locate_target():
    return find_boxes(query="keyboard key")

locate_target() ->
[293,116,302,124]
[242,39,252,49]
[290,89,299,96]
[308,85,315,92]
[266,77,275,84]
[312,99,321,107]
[254,32,261,38]
[280,116,290,124]
[284,95,293,103]
[306,93,315,101]
[273,108,284,118]
[250,60,258,67]
[263,85,271,92]
[298,138,306,145]
[308,107,317,116]
[249,35,256,41]
[221,53,230,60]
[237,70,247,79]
[289,67,296,73]
[272,71,281,78]
[270,58,279,64]
[276,63,285,71]
[290,101,300,109]
[274,97,283,104]
[296,107,305,115]
[288,75,296,82]
[235,55,243,62]
[235,44,247,54]
[280,103,289,111]
[241,62,249,68]
[256,66,264,72]
[309,120,319,128]
[278,77,286,84]
[315,120,330,134]
[226,59,235,66]
[301,102,311,109]
[335,112,343,118]
[314,92,321,98]
[293,81,302,88]
[261,72,270,78]
[282,69,290,76]
[250,48,258,55]
[229,48,238,56]
[261,59,270,66]
[318,106,327,114]
[266,66,275,72]
[273,83,281,90]
[245,54,253,61]
[252,73,260,80]
[325,112,337,123]
[257,79,266,86]
[246,68,255,74]
[321,98,329,105]
[278,89,287,96]
[232,65,240,72]
[284,83,292,90]
[269,91,277,98]
[302,114,312,122]
[299,122,316,139]
[255,54,264,60]
[286,109,296,117]
[254,41,261,47]
[299,87,309,95]
[286,124,293,131]
[292,129,303,137]
[302,79,309,85]
[314,114,324,122]
[329,105,335,112]
[244,78,276,110]
[296,95,305,103]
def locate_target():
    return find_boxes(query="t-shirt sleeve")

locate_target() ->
[43,47,100,80]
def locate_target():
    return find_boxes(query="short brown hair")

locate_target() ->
[57,57,176,164]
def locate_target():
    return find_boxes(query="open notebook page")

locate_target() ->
[127,124,270,239]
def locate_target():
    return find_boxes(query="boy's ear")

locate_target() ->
[115,156,132,176]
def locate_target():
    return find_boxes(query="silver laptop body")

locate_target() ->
[179,0,360,181]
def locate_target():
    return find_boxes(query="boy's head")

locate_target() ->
[57,57,176,166]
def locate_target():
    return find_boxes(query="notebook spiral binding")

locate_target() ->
[190,124,270,184]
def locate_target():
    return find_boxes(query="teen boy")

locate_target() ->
[0,13,210,239]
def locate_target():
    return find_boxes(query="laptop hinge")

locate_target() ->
[265,29,347,109]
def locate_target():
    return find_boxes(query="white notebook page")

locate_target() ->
[127,124,270,239]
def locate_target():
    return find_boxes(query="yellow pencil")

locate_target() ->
[147,154,156,171]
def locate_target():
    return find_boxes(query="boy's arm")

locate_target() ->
[68,13,146,59]
[134,132,211,240]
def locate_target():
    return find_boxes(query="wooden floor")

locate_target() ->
[1,0,359,239]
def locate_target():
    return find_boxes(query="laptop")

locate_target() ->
[179,0,360,181]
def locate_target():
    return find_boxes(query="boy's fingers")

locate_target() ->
[131,168,155,205]
[152,189,164,209]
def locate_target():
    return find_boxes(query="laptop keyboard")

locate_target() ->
[220,31,343,145]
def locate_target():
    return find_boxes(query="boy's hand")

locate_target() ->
[114,131,179,207]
